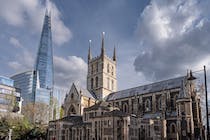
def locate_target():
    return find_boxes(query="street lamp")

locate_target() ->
[188,66,209,139]
[204,66,209,139]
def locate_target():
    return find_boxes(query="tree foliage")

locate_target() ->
[0,116,47,140]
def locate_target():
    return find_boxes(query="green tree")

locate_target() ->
[0,116,47,140]
[60,107,64,118]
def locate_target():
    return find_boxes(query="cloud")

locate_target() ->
[8,49,87,89]
[0,0,72,46]
[134,0,210,81]
[54,56,87,89]
[8,61,23,71]
[9,37,23,48]
[8,48,35,71]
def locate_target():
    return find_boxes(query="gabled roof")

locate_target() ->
[69,83,97,99]
[74,84,97,99]
[107,76,186,101]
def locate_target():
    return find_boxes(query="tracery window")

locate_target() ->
[91,64,93,74]
[171,94,178,109]
[145,99,151,112]
[158,96,162,110]
[68,105,76,115]
[96,62,98,72]
[107,64,110,73]
[91,78,94,89]
[107,77,110,89]
[123,103,129,113]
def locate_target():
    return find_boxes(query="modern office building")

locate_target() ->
[11,70,36,105]
[11,11,53,104]
[35,10,54,90]
[11,11,54,124]
[0,76,23,114]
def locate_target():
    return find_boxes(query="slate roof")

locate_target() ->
[107,76,186,101]
[84,101,113,111]
[50,115,83,124]
[74,83,97,99]
[102,109,130,117]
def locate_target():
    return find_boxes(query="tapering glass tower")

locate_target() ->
[35,10,54,90]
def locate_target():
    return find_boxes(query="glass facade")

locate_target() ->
[0,76,22,113]
[34,12,54,90]
[10,12,53,123]
[11,71,36,105]
[53,87,68,119]
[0,76,14,87]
[35,88,51,104]
[11,12,54,106]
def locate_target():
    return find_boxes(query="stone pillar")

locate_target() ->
[162,120,167,140]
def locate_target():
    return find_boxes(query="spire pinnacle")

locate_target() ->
[88,40,92,61]
[45,9,48,15]
[113,46,116,61]
[101,32,105,56]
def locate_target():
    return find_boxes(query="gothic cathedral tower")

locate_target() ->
[87,32,117,99]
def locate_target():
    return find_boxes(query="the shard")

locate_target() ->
[35,10,54,90]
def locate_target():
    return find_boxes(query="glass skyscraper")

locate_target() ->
[11,11,54,124]
[11,11,53,106]
[35,10,54,90]
[11,70,37,105]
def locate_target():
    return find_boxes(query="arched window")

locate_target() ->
[158,97,162,110]
[123,103,129,113]
[91,64,93,74]
[68,105,76,115]
[107,77,110,89]
[145,99,151,112]
[107,64,110,73]
[91,78,94,89]
[95,77,98,87]
[96,62,98,72]
[111,66,114,75]
[170,123,176,133]
[171,94,178,109]
[71,93,74,99]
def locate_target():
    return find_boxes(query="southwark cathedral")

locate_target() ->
[48,34,204,140]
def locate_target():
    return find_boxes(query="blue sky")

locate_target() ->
[0,0,210,92]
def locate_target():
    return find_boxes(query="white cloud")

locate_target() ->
[0,0,72,46]
[134,0,210,80]
[8,61,23,71]
[54,56,87,89]
[8,48,35,71]
[9,37,22,48]
[7,48,87,89]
